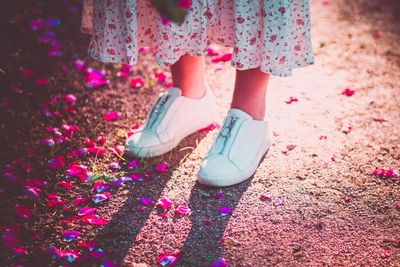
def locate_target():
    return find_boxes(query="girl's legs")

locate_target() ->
[170,55,206,99]
[231,67,270,120]
[171,56,270,119]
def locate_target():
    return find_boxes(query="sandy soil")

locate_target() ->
[0,0,399,266]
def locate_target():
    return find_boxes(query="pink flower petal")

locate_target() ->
[210,258,228,267]
[81,215,108,226]
[103,111,120,122]
[175,205,191,215]
[87,147,106,156]
[137,197,152,206]
[130,77,144,88]
[156,197,173,210]
[48,156,65,169]
[73,197,87,206]
[14,204,33,218]
[92,192,112,204]
[156,252,179,266]
[57,181,73,189]
[78,206,97,216]
[63,230,80,242]
[373,116,386,122]
[219,206,232,216]
[342,87,355,96]
[155,161,168,173]
[198,122,220,133]
[127,159,137,169]
[285,96,298,104]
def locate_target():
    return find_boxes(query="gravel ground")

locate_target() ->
[0,0,399,266]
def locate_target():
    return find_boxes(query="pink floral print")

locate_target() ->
[82,0,314,77]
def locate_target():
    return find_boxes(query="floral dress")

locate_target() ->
[81,0,314,77]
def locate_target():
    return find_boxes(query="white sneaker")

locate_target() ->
[124,83,218,158]
[197,108,272,187]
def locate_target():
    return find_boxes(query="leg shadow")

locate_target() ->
[177,178,253,266]
[91,131,209,265]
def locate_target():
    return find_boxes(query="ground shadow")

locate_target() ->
[91,131,209,265]
[177,178,253,266]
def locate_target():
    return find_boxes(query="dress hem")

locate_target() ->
[87,48,315,78]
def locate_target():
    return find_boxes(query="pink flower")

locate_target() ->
[57,181,73,189]
[373,116,386,122]
[87,147,106,156]
[219,206,232,216]
[137,197,152,206]
[156,197,173,210]
[35,77,49,85]
[78,206,97,216]
[210,258,228,267]
[342,87,355,96]
[156,251,180,266]
[15,204,33,219]
[81,215,108,226]
[103,111,120,121]
[130,77,144,88]
[198,122,220,133]
[154,71,168,84]
[285,96,298,104]
[155,161,168,173]
[48,156,65,169]
[175,205,191,215]
[64,94,76,103]
[211,53,232,63]
[73,197,87,206]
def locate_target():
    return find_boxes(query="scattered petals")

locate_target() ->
[15,204,33,219]
[156,197,173,210]
[81,215,108,226]
[63,230,80,242]
[342,87,355,96]
[210,258,228,267]
[130,77,144,88]
[156,253,178,266]
[285,96,298,104]
[155,161,168,173]
[48,156,65,169]
[57,181,73,189]
[92,192,112,204]
[219,206,232,216]
[137,197,152,206]
[73,197,87,206]
[103,111,120,122]
[78,206,97,216]
[373,116,386,122]
[175,205,191,215]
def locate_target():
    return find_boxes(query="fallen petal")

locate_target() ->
[219,206,232,216]
[210,257,228,267]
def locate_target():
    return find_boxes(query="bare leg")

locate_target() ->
[231,67,270,120]
[170,54,206,99]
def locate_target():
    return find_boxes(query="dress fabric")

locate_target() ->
[81,0,315,77]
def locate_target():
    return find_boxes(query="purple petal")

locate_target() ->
[78,206,97,216]
[219,206,232,216]
[63,230,80,242]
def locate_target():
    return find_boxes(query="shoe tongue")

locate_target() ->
[167,87,182,96]
[227,108,253,120]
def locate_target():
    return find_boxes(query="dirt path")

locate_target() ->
[0,0,399,266]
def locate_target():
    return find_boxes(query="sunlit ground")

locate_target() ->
[0,0,399,266]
